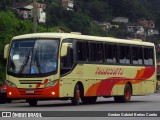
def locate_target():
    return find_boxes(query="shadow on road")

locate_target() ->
[13,100,153,108]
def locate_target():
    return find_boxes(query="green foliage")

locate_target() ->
[0,11,32,82]
[46,6,105,36]
[77,0,160,24]
[0,10,58,83]
[1,0,160,84]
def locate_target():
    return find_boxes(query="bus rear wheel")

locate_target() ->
[71,84,81,105]
[114,83,131,103]
[28,100,38,106]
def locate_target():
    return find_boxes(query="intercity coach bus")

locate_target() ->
[4,33,157,106]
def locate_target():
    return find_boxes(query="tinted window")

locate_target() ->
[132,47,138,65]
[126,46,131,64]
[119,45,131,64]
[77,42,89,61]
[149,48,154,65]
[90,42,104,62]
[144,47,154,65]
[119,46,126,64]
[105,44,117,63]
[138,47,143,65]
[132,46,143,65]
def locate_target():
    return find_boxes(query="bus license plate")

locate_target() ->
[26,90,34,94]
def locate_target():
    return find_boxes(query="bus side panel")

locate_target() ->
[60,64,156,98]
[141,80,155,94]
[132,83,140,95]
[60,78,75,97]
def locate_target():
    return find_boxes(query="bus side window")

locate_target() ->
[132,46,143,65]
[148,48,154,65]
[61,45,73,75]
[138,47,143,65]
[126,46,131,64]
[105,44,117,64]
[90,42,104,62]
[132,46,138,65]
[76,42,89,62]
[144,47,149,65]
[119,45,131,65]
[97,43,104,62]
[145,48,154,65]
[119,45,126,64]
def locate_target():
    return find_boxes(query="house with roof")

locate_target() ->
[94,21,119,31]
[112,17,129,23]
[14,3,46,23]
[138,19,155,29]
[61,0,74,11]
[127,25,145,35]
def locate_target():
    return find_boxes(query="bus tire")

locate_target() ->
[28,100,38,106]
[7,99,12,103]
[114,83,132,103]
[0,99,6,104]
[156,82,159,91]
[81,96,97,104]
[71,84,80,105]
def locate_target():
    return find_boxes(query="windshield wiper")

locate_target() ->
[19,50,31,74]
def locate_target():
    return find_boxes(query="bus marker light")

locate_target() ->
[9,92,12,95]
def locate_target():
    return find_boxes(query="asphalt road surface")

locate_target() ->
[0,92,160,120]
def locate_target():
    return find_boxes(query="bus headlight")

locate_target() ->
[44,80,58,88]
[6,80,17,88]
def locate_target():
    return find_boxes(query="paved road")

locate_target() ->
[0,93,160,120]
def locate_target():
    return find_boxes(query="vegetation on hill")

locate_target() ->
[1,0,160,83]
[0,11,58,83]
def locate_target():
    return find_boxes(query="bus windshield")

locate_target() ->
[8,39,59,75]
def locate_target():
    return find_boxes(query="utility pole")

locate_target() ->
[33,0,37,33]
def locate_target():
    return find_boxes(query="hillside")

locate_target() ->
[43,0,160,39]
[77,0,160,27]
[1,0,160,34]
[1,0,160,83]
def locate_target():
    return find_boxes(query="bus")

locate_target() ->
[4,33,157,106]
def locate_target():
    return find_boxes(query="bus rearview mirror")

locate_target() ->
[4,44,10,59]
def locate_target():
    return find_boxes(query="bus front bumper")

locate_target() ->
[6,84,59,99]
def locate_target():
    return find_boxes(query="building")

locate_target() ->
[127,25,145,35]
[126,25,146,39]
[147,29,159,36]
[112,17,129,23]
[15,5,33,19]
[61,0,74,11]
[94,21,119,31]
[14,3,46,23]
[138,19,155,29]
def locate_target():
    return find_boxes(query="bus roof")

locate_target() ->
[13,33,154,47]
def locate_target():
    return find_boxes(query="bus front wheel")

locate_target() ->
[28,100,38,106]
[71,84,80,105]
[114,83,132,103]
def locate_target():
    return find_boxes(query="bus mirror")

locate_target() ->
[4,44,10,59]
[61,43,69,57]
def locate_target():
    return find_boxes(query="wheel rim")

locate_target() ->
[76,90,80,102]
[125,87,130,100]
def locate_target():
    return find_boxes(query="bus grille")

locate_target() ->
[18,89,43,95]
[19,80,42,84]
